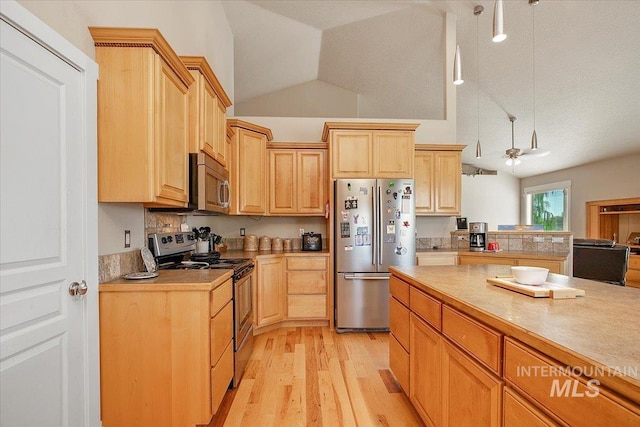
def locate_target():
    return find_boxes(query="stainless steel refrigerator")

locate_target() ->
[334,178,416,332]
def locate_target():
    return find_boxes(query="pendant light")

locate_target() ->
[453,2,464,85]
[530,0,539,150]
[492,0,507,42]
[474,5,484,158]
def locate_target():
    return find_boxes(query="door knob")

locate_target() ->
[68,280,88,300]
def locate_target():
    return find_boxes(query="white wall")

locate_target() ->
[461,173,521,231]
[521,153,640,238]
[18,0,235,255]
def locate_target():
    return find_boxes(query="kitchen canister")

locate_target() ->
[283,238,293,251]
[244,234,258,251]
[259,236,272,251]
[272,237,283,251]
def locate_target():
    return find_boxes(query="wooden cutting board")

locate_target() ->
[487,277,586,299]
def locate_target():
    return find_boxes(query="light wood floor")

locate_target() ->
[208,327,424,427]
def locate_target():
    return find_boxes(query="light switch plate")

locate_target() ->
[552,236,564,243]
[533,236,544,243]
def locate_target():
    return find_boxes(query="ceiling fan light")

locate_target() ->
[506,157,521,166]
[492,0,507,42]
[453,44,464,85]
[531,129,538,150]
[475,140,482,158]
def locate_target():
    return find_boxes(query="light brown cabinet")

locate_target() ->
[458,254,566,274]
[90,27,193,207]
[99,277,233,426]
[286,255,328,319]
[414,145,464,216]
[181,56,231,167]
[255,256,286,327]
[267,144,327,215]
[322,122,418,178]
[228,120,273,215]
[409,313,442,427]
[503,387,559,427]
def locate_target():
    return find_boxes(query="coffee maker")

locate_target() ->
[469,222,488,252]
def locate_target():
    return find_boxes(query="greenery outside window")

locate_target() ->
[524,181,571,231]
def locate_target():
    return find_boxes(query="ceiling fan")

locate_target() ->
[504,115,549,166]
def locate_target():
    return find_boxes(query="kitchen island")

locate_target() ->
[389,264,639,427]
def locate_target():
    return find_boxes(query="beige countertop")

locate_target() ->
[389,264,640,404]
[99,269,233,292]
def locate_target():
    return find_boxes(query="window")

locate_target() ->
[523,181,570,231]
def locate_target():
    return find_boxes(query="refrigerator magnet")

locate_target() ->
[359,187,368,195]
[387,224,395,234]
[344,245,353,251]
[341,211,349,221]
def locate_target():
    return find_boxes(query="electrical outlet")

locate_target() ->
[457,235,466,240]
[533,236,544,243]
[124,230,131,248]
[300,228,305,236]
[552,236,564,243]
[240,228,245,236]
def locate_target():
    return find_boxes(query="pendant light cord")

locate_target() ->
[532,7,536,128]
[477,9,480,146]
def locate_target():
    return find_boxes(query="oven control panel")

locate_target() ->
[149,232,196,256]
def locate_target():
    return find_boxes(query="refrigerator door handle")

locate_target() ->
[371,185,377,266]
[378,185,383,266]
[344,274,390,280]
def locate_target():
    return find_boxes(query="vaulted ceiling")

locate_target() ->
[222,0,640,178]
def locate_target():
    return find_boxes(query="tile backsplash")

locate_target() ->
[450,231,571,253]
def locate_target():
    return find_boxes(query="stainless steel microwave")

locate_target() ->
[190,152,230,214]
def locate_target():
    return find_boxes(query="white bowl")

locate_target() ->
[511,266,549,285]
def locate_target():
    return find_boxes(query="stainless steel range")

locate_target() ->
[149,231,254,387]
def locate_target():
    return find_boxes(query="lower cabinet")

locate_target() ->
[255,256,286,327]
[503,387,559,427]
[99,277,233,426]
[441,339,503,427]
[286,255,328,319]
[458,254,566,274]
[409,313,442,427]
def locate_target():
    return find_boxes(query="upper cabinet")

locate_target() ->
[227,119,273,215]
[181,56,232,168]
[267,143,327,216]
[414,144,465,216]
[322,122,419,179]
[89,27,194,207]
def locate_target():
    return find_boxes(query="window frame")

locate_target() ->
[523,180,571,231]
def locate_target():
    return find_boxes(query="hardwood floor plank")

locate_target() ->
[216,327,423,427]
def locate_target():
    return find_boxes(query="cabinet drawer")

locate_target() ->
[625,268,640,282]
[389,333,409,394]
[210,278,232,317]
[287,256,327,270]
[628,255,640,270]
[504,387,559,427]
[287,271,326,294]
[504,338,640,427]
[210,301,233,366]
[390,275,409,306]
[389,296,410,351]
[287,295,326,318]
[410,287,441,330]
[442,305,502,374]
[211,340,233,415]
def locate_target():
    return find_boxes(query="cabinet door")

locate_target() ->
[373,131,414,178]
[237,129,267,214]
[504,387,559,427]
[216,98,227,167]
[297,150,326,215]
[201,79,217,159]
[442,339,503,427]
[156,58,189,205]
[459,255,517,266]
[330,130,373,178]
[415,150,435,214]
[410,313,442,427]
[434,152,461,214]
[269,150,296,214]
[256,257,285,327]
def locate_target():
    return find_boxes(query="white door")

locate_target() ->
[0,2,99,426]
